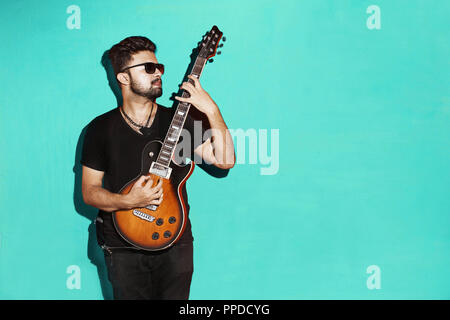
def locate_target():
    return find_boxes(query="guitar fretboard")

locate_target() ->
[156,56,207,167]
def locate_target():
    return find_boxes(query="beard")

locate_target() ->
[129,75,162,100]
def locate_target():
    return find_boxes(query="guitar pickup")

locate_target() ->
[149,162,172,179]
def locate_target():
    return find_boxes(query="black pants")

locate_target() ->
[103,242,194,300]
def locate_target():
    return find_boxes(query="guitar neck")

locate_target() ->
[156,56,208,167]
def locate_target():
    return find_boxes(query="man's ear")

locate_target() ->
[116,72,129,86]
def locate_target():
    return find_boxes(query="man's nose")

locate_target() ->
[154,67,163,76]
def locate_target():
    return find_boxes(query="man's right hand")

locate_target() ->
[125,175,164,209]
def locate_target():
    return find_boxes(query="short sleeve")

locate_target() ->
[181,113,210,161]
[80,118,107,171]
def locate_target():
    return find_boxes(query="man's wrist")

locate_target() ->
[115,193,132,210]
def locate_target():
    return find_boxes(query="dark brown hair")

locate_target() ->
[108,36,157,75]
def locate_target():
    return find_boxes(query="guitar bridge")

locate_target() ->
[133,209,156,222]
[149,162,172,179]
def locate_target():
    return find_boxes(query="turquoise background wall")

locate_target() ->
[0,0,449,299]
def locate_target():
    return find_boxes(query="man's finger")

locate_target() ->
[150,179,163,191]
[153,183,163,193]
[150,189,163,202]
[175,96,189,102]
[180,82,196,93]
[137,175,151,187]
[150,195,163,205]
[143,177,157,189]
[187,74,200,86]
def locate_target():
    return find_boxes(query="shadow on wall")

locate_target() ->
[73,125,113,300]
[72,44,230,300]
[101,51,123,107]
[71,51,118,299]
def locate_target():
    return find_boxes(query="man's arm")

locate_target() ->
[192,108,235,169]
[82,166,163,212]
[175,74,236,169]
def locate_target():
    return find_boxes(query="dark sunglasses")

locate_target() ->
[120,62,165,75]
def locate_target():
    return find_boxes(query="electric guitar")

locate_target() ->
[112,26,224,251]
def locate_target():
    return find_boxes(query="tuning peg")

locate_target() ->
[218,43,224,48]
[222,36,226,42]
[209,58,214,63]
[217,51,221,55]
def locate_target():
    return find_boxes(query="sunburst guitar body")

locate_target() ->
[113,140,194,251]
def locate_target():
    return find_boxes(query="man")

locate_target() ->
[81,36,235,299]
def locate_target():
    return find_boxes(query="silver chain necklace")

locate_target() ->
[120,103,155,136]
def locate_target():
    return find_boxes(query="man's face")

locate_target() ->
[122,51,163,100]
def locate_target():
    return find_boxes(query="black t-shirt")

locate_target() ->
[80,105,207,248]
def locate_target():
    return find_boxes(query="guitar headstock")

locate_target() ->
[198,25,225,62]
